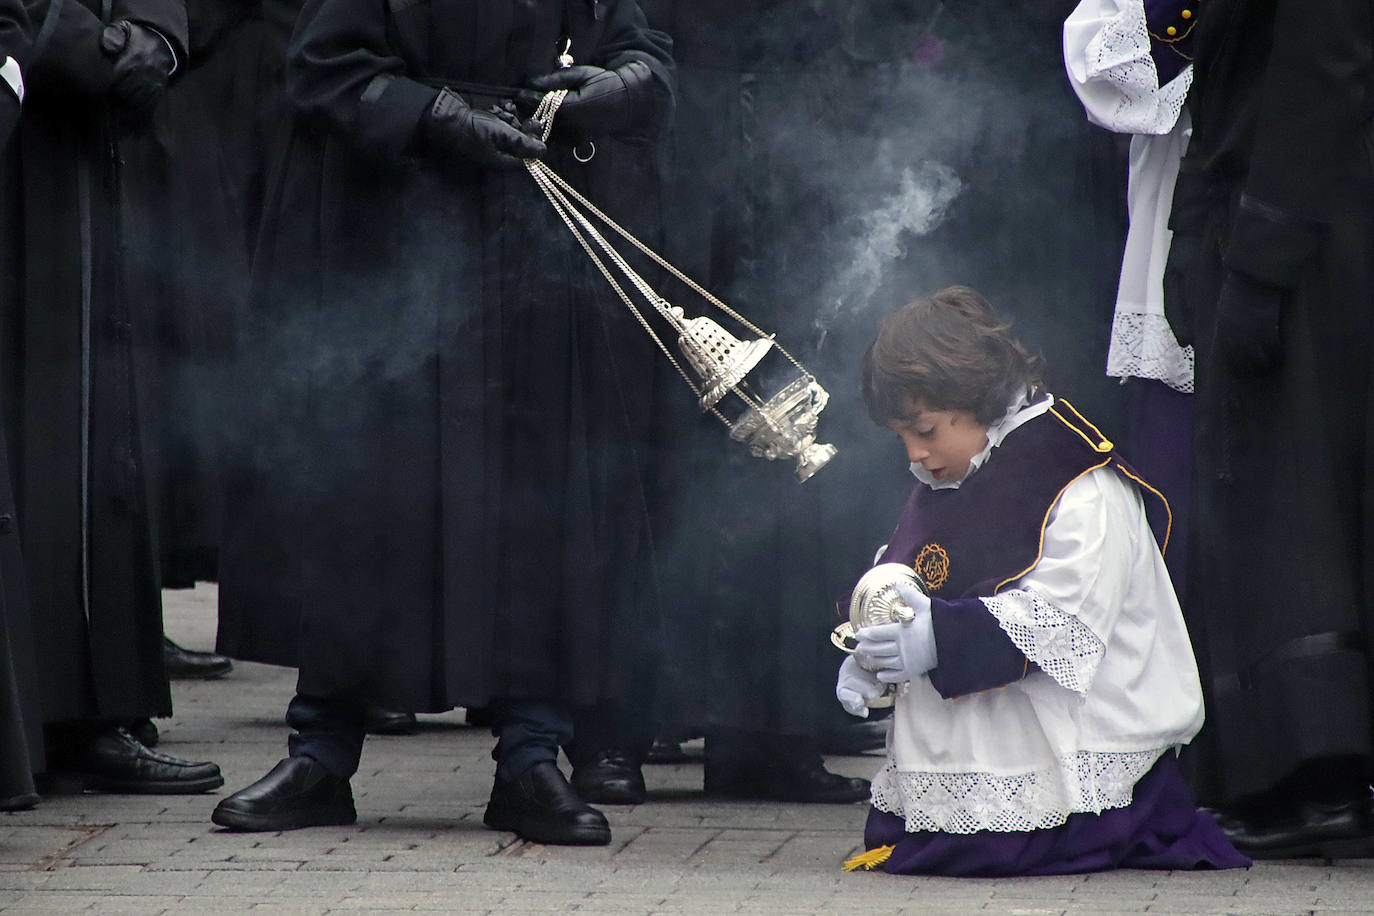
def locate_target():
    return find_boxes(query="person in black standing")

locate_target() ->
[0,0,43,813]
[213,0,673,845]
[0,0,223,794]
[1166,0,1374,857]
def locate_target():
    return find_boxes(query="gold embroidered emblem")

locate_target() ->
[913,544,950,592]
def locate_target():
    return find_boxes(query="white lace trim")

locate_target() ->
[1106,309,1194,392]
[1079,4,1192,136]
[870,748,1168,834]
[982,588,1106,696]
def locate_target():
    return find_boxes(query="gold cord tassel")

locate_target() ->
[842,845,895,871]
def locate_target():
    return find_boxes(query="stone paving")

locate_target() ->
[2,585,1374,914]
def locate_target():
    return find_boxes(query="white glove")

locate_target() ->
[835,656,886,718]
[854,581,937,684]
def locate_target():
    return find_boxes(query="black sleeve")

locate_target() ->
[1223,0,1374,288]
[1,0,28,64]
[0,0,22,145]
[22,0,116,97]
[285,0,438,162]
[115,0,188,59]
[926,596,1034,699]
[589,0,674,139]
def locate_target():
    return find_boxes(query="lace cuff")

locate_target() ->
[1106,309,1194,392]
[870,748,1167,834]
[1074,3,1192,135]
[981,589,1105,695]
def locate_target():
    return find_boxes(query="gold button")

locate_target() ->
[1166,25,1177,35]
[1096,439,1115,453]
[1181,8,1192,18]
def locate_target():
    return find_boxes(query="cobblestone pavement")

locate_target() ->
[2,585,1373,914]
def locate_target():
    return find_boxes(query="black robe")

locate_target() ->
[0,0,186,728]
[141,0,269,588]
[1169,0,1374,804]
[0,0,44,803]
[217,0,673,713]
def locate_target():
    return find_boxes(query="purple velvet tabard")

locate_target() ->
[1145,0,1198,84]
[877,402,1169,698]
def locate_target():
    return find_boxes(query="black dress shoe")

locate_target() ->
[1219,796,1374,859]
[484,760,611,846]
[571,749,646,805]
[644,736,695,764]
[163,636,234,680]
[212,757,356,831]
[74,727,223,794]
[364,705,418,736]
[0,792,39,811]
[705,755,871,804]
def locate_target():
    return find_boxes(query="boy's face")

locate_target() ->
[887,401,990,484]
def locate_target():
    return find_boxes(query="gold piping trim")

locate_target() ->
[994,458,1113,594]
[1114,462,1174,556]
[1050,399,1114,452]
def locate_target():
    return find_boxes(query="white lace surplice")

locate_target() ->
[1063,0,1194,392]
[874,467,1205,834]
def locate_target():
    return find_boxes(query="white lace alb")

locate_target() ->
[870,747,1169,834]
[982,587,1106,696]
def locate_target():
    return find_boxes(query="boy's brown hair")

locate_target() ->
[862,286,1045,427]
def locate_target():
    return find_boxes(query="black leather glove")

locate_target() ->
[100,20,174,113]
[523,61,662,137]
[418,88,546,169]
[1215,270,1284,375]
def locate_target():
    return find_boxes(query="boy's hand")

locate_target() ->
[855,582,937,684]
[835,656,885,717]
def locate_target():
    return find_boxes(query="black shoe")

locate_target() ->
[571,749,646,805]
[705,755,871,804]
[820,721,888,756]
[484,760,611,846]
[644,736,695,764]
[126,718,159,748]
[71,727,223,794]
[1219,795,1374,859]
[212,757,357,832]
[163,636,233,680]
[364,705,418,736]
[0,792,39,811]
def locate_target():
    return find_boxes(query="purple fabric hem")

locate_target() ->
[862,752,1250,876]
